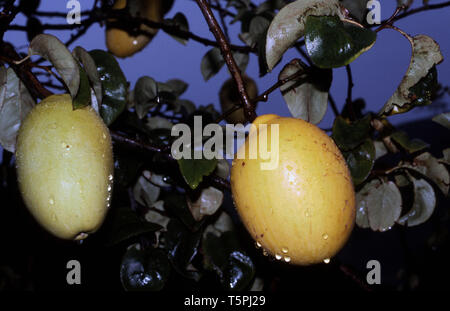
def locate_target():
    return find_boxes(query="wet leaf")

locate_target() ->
[340,0,369,22]
[356,179,402,231]
[279,59,331,124]
[134,76,158,119]
[380,35,443,116]
[343,139,375,185]
[187,187,224,221]
[178,157,218,190]
[165,12,189,45]
[0,68,35,153]
[133,176,161,207]
[72,46,102,106]
[265,0,343,70]
[305,15,377,68]
[106,207,162,246]
[432,112,450,129]
[165,79,188,98]
[164,193,200,230]
[201,48,225,81]
[120,244,170,291]
[203,230,255,291]
[398,177,436,227]
[332,115,372,151]
[403,152,449,195]
[29,34,80,98]
[89,49,127,125]
[165,219,202,281]
[390,131,429,154]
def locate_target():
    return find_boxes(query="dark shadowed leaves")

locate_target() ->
[89,49,127,125]
[203,230,255,291]
[26,17,43,42]
[106,207,162,246]
[134,76,158,119]
[165,12,190,45]
[72,46,102,106]
[165,219,202,281]
[72,65,91,109]
[432,112,450,129]
[305,15,376,68]
[356,179,402,231]
[120,244,170,291]
[332,115,372,151]
[201,48,225,81]
[397,177,436,227]
[390,131,429,154]
[343,139,375,185]
[279,59,331,124]
[340,0,369,22]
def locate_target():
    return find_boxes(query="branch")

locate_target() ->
[195,0,256,123]
[389,0,450,23]
[345,64,356,121]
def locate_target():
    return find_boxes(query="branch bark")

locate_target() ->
[195,0,257,123]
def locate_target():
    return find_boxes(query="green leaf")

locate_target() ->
[106,207,162,246]
[265,0,343,70]
[279,59,331,124]
[379,35,443,116]
[177,157,218,190]
[356,179,402,231]
[398,177,436,227]
[390,131,429,154]
[233,51,250,74]
[331,115,372,151]
[72,46,102,106]
[165,219,202,281]
[165,79,188,98]
[120,244,170,291]
[134,76,158,119]
[240,16,270,48]
[305,15,377,68]
[203,230,255,291]
[201,48,225,81]
[165,12,190,45]
[432,112,450,129]
[163,193,200,230]
[343,139,375,185]
[29,34,80,98]
[89,49,127,125]
[72,65,91,109]
[0,68,35,153]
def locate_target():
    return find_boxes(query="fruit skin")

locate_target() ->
[219,76,258,124]
[230,114,355,265]
[15,94,114,240]
[106,0,163,58]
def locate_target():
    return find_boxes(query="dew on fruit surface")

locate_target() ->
[262,249,269,257]
[283,256,291,263]
[281,247,289,254]
[102,133,106,140]
[275,253,282,260]
[107,185,112,192]
[322,233,329,240]
[323,258,330,264]
[49,197,55,205]
[108,174,113,181]
[304,209,311,218]
[255,241,262,249]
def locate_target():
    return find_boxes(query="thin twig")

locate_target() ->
[345,65,356,121]
[195,0,256,122]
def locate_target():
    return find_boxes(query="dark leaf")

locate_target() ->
[134,76,158,119]
[89,49,127,125]
[340,0,369,22]
[72,46,102,106]
[165,12,190,45]
[305,15,376,68]
[332,115,372,151]
[26,17,43,42]
[390,131,429,154]
[177,157,218,190]
[72,65,91,109]
[432,112,450,129]
[343,139,375,185]
[120,244,170,291]
[201,48,225,81]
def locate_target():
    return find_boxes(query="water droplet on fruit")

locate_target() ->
[107,185,112,192]
[281,247,289,254]
[49,197,55,205]
[275,254,282,260]
[108,174,113,181]
[255,241,261,249]
[323,258,330,264]
[322,233,329,240]
[262,249,269,256]
[284,256,291,263]
[102,133,106,139]
[304,209,311,217]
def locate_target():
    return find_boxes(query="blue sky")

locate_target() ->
[3,0,450,133]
